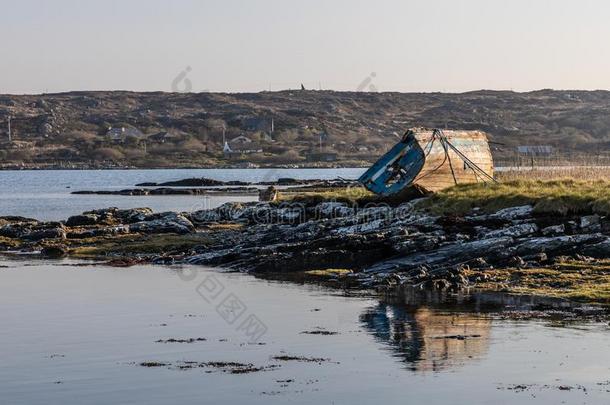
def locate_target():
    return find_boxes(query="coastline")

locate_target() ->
[2,182,610,308]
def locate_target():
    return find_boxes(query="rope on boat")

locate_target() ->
[436,129,498,184]
[413,129,497,186]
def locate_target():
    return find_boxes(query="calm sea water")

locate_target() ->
[1,170,609,404]
[0,169,365,221]
[1,259,609,405]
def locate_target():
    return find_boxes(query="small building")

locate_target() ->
[223,136,263,158]
[306,152,338,162]
[516,145,553,156]
[106,126,144,143]
[147,131,176,144]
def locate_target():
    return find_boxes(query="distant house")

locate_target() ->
[516,145,553,156]
[106,126,144,143]
[261,132,274,142]
[306,152,338,162]
[223,135,263,158]
[147,131,176,144]
[241,117,273,132]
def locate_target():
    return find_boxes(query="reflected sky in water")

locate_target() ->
[1,259,610,404]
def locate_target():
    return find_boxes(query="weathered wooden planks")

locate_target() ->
[411,129,493,192]
[358,128,494,195]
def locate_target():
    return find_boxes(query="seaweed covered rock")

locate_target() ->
[130,212,194,235]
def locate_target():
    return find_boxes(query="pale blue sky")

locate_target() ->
[1,0,609,94]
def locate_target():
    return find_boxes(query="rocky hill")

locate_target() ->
[1,90,609,168]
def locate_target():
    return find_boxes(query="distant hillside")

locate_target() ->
[0,90,609,168]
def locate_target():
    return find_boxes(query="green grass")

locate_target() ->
[467,260,610,303]
[423,180,610,216]
[70,233,212,258]
[278,185,429,207]
[304,268,353,277]
[278,186,374,206]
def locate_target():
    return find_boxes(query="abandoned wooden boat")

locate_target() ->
[358,128,494,195]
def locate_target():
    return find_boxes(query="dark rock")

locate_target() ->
[41,245,67,258]
[508,256,526,268]
[489,205,534,221]
[258,186,278,202]
[66,214,99,227]
[130,213,194,235]
[541,224,565,236]
[24,227,66,241]
[580,215,601,231]
[135,178,231,187]
[483,223,538,239]
[115,208,153,223]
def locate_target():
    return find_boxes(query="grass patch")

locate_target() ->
[423,180,610,215]
[70,233,212,258]
[279,186,374,206]
[467,259,610,303]
[278,185,429,207]
[0,236,21,250]
[497,167,610,182]
[304,268,353,278]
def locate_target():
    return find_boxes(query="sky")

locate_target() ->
[1,0,609,94]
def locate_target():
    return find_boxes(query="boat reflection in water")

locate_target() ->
[360,303,491,372]
[359,285,589,372]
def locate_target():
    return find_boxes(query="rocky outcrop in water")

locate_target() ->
[1,200,609,295]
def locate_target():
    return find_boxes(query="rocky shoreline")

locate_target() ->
[70,178,359,196]
[2,194,610,304]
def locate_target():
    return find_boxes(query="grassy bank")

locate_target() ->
[466,259,610,303]
[497,166,610,182]
[425,180,610,215]
[279,179,610,217]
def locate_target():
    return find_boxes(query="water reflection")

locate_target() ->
[360,303,491,372]
[360,284,606,372]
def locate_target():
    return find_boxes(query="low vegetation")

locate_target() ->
[279,186,374,206]
[425,180,610,216]
[70,234,212,258]
[497,166,610,182]
[466,259,610,303]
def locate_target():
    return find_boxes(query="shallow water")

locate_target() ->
[0,168,364,221]
[1,259,609,405]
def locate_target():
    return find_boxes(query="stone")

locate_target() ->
[65,214,99,227]
[130,213,194,235]
[258,186,278,202]
[508,256,526,268]
[580,215,601,231]
[489,205,534,221]
[483,223,538,239]
[541,224,565,236]
[23,226,66,241]
[315,202,354,219]
[41,245,67,258]
[189,209,223,224]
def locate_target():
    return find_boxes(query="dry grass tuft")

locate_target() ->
[425,179,610,215]
[497,166,610,182]
[467,259,610,303]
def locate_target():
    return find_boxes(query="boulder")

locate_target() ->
[66,214,99,227]
[483,223,538,239]
[115,208,153,223]
[580,215,601,231]
[489,205,534,221]
[130,213,194,235]
[189,209,223,224]
[541,224,565,236]
[315,202,354,219]
[41,245,68,258]
[23,227,66,241]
